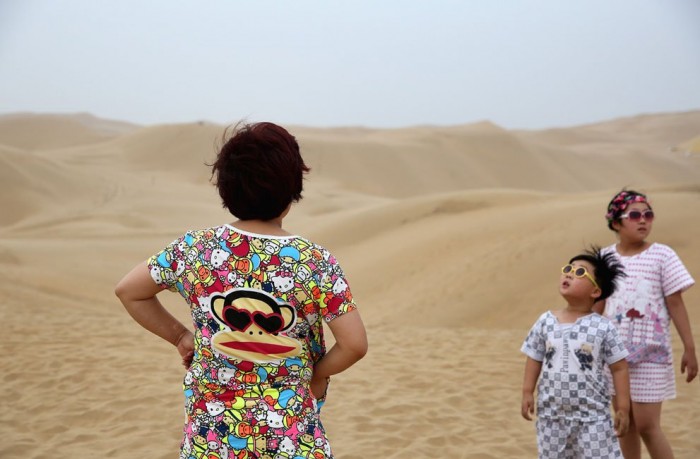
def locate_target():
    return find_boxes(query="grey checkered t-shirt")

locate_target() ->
[521,311,629,422]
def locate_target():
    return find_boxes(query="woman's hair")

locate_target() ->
[569,245,626,301]
[211,122,310,220]
[605,188,651,231]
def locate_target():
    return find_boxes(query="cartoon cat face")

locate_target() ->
[210,248,230,269]
[271,272,294,293]
[266,410,284,428]
[332,277,348,294]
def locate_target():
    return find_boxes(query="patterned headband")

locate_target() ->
[605,191,651,224]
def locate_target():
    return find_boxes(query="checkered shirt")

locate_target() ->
[521,311,628,422]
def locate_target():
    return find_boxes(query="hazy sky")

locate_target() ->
[1,1,699,129]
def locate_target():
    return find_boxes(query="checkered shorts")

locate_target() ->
[536,415,622,458]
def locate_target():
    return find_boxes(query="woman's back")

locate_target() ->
[148,224,355,458]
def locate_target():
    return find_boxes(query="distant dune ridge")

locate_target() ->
[1,111,699,458]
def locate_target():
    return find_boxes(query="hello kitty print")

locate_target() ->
[147,224,356,459]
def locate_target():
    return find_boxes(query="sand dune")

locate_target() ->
[515,111,700,153]
[0,146,112,227]
[112,122,223,182]
[1,112,699,458]
[677,135,700,154]
[0,112,138,150]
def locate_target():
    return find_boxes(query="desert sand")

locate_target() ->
[1,111,699,458]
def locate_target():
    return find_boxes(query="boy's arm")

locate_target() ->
[666,291,698,383]
[608,359,630,437]
[521,357,542,421]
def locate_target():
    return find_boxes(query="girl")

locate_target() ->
[594,189,698,459]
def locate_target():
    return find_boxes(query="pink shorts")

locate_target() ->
[610,362,676,403]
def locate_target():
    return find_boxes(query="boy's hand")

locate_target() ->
[614,409,629,437]
[521,393,535,421]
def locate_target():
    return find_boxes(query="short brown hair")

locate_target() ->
[211,122,310,220]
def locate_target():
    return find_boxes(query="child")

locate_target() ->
[521,246,630,458]
[115,122,368,459]
[594,189,697,459]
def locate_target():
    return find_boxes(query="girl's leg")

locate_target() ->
[631,401,674,459]
[613,395,641,459]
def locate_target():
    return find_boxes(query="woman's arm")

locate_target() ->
[666,291,698,382]
[313,309,368,379]
[521,357,541,421]
[310,309,367,399]
[115,263,194,366]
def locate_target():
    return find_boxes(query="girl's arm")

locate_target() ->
[609,359,630,437]
[521,357,541,421]
[666,291,698,382]
[115,263,195,367]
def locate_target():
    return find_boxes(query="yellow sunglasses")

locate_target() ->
[561,264,599,289]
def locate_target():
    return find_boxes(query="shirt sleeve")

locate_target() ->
[315,249,357,322]
[603,321,629,365]
[661,246,695,297]
[147,233,189,292]
[520,315,546,362]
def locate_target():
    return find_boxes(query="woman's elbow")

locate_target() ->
[114,277,133,303]
[350,335,369,361]
[114,282,126,302]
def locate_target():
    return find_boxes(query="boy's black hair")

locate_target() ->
[569,245,626,301]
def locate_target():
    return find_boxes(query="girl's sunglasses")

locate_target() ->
[561,264,599,289]
[620,210,654,221]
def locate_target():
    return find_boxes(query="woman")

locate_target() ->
[115,122,368,459]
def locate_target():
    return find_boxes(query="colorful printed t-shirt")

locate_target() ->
[521,312,628,422]
[147,224,356,459]
[602,243,695,364]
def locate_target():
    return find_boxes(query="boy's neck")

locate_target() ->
[555,301,595,323]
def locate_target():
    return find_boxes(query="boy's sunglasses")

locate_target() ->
[620,210,654,221]
[561,264,599,289]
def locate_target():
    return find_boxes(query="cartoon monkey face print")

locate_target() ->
[210,289,302,362]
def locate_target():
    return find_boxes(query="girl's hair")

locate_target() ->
[569,245,626,301]
[211,122,310,220]
[605,189,651,231]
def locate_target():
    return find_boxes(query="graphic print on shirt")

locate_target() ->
[544,342,556,368]
[210,288,302,362]
[574,343,594,371]
[148,226,357,458]
[606,274,672,364]
[521,312,629,422]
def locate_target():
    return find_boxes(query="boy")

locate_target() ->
[521,246,630,458]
